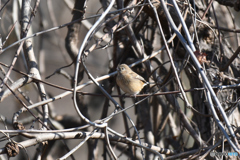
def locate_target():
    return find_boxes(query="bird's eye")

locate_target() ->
[121,67,125,70]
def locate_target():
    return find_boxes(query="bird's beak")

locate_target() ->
[116,65,120,71]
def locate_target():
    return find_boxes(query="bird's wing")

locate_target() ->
[130,72,147,83]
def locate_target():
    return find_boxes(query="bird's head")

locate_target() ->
[117,64,131,74]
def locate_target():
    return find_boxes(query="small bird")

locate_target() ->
[116,64,148,96]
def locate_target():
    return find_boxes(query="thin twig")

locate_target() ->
[220,46,240,71]
[160,0,240,153]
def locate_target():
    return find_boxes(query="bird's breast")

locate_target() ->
[116,74,145,95]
